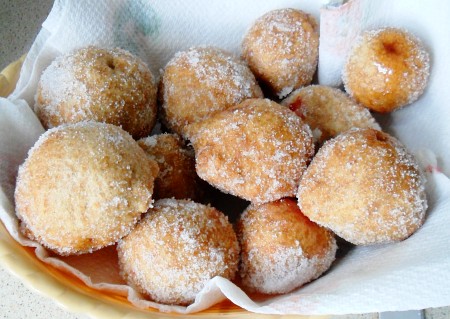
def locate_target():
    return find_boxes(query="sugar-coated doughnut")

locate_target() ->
[117,199,240,306]
[185,98,314,204]
[237,198,336,294]
[159,46,263,137]
[297,128,428,245]
[242,8,319,98]
[282,85,381,144]
[35,46,158,138]
[137,133,202,201]
[343,27,430,113]
[14,122,159,255]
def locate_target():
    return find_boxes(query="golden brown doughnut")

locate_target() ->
[237,198,336,294]
[117,199,240,306]
[14,122,159,255]
[159,46,263,137]
[297,128,428,245]
[185,98,314,204]
[137,133,202,201]
[242,8,319,98]
[35,46,158,138]
[343,27,430,113]
[282,85,381,144]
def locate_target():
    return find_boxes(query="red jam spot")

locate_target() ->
[288,98,305,120]
[288,98,302,112]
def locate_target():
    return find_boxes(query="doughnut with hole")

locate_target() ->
[35,46,158,138]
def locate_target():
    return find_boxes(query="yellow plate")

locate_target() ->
[0,58,323,319]
[0,55,25,97]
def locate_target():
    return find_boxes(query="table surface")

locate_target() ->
[0,1,449,318]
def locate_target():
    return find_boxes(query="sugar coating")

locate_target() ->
[185,98,314,204]
[14,122,159,255]
[282,85,381,144]
[117,199,240,306]
[343,27,430,113]
[137,133,201,201]
[35,46,158,138]
[237,199,337,294]
[298,128,428,245]
[159,46,263,137]
[242,8,319,98]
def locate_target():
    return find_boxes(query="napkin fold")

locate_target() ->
[1,0,450,315]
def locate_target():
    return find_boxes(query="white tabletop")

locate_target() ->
[0,267,88,319]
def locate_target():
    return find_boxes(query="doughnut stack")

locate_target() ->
[14,7,430,307]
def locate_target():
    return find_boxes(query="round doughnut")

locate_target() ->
[35,46,158,138]
[137,133,202,201]
[117,198,240,306]
[185,98,314,204]
[343,27,430,113]
[237,198,337,294]
[297,128,428,245]
[14,122,159,255]
[282,85,381,144]
[159,46,263,137]
[242,8,319,98]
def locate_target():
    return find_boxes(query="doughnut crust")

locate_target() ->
[242,8,319,98]
[297,128,428,245]
[237,198,336,294]
[343,27,430,113]
[282,85,380,144]
[35,46,158,138]
[159,46,263,137]
[117,199,240,306]
[137,133,201,201]
[185,98,314,204]
[14,122,159,255]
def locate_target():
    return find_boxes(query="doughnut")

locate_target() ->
[242,8,319,98]
[14,122,159,255]
[343,27,430,113]
[117,199,240,306]
[297,128,428,245]
[282,85,381,144]
[185,98,314,204]
[35,46,158,138]
[137,133,202,201]
[159,46,263,137]
[237,198,337,294]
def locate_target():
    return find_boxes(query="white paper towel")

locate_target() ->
[1,0,450,315]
